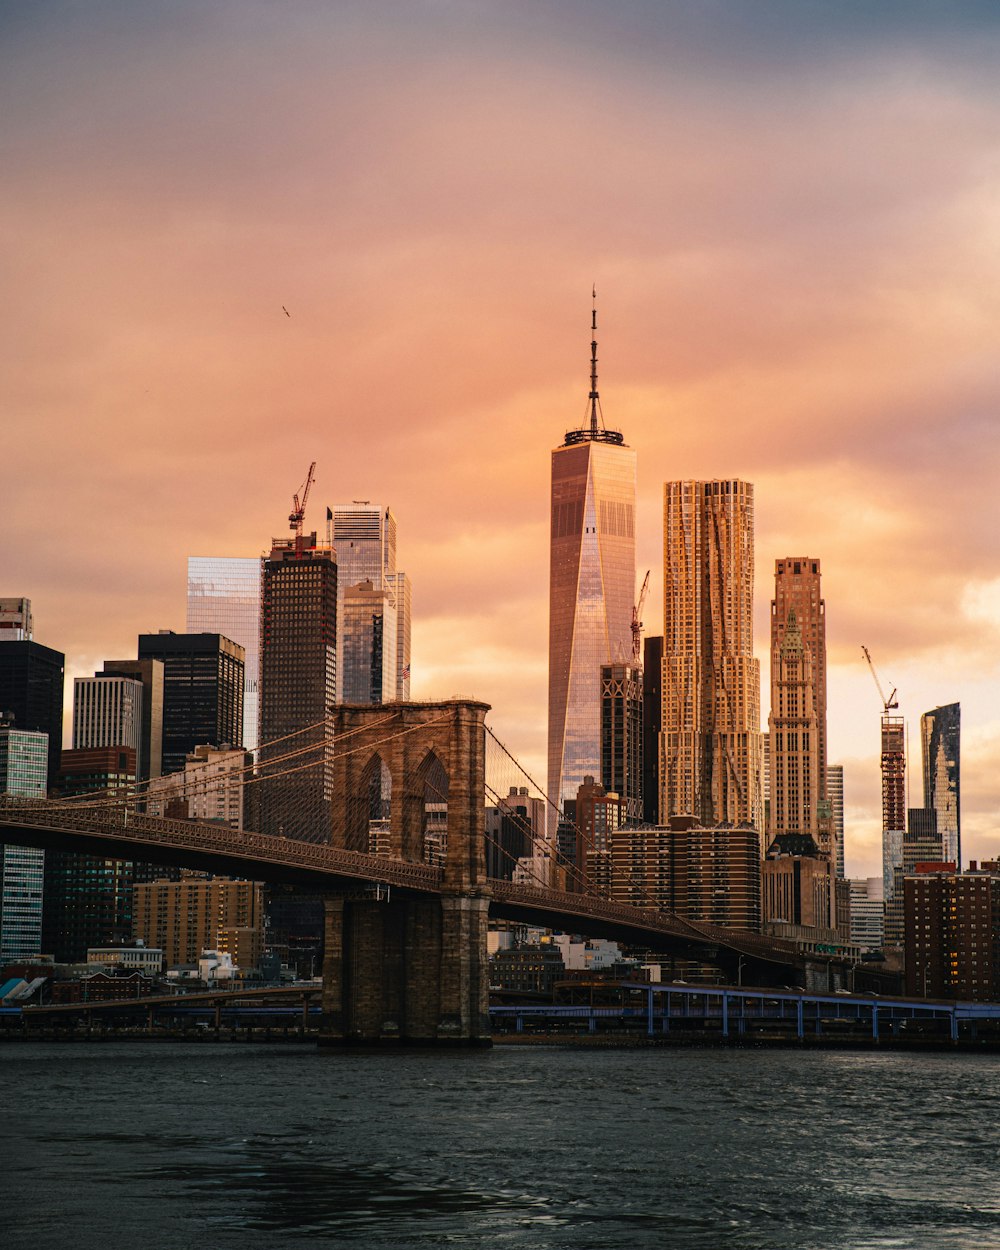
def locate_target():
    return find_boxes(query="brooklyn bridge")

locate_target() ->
[0,700,849,1045]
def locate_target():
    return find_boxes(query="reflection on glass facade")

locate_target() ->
[548,437,636,817]
[327,505,411,701]
[0,726,47,960]
[661,480,761,830]
[340,581,398,704]
[921,703,960,867]
[187,557,261,752]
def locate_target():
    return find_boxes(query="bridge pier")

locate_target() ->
[318,893,491,1045]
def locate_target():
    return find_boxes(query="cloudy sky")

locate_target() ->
[3,1,999,876]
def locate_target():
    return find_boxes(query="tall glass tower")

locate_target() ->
[921,703,960,867]
[187,557,261,752]
[326,505,411,702]
[547,299,636,821]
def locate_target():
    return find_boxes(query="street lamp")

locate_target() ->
[737,955,746,987]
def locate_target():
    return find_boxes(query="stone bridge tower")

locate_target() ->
[319,699,492,1045]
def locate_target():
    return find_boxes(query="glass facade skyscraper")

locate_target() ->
[921,703,960,868]
[661,479,761,831]
[327,505,411,703]
[187,557,261,752]
[547,307,636,818]
[0,724,48,961]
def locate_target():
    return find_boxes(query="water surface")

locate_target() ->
[2,1042,997,1248]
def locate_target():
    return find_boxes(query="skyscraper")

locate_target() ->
[0,639,64,781]
[0,720,48,961]
[137,632,244,776]
[340,581,398,704]
[327,504,411,703]
[921,703,960,868]
[547,302,636,817]
[827,763,845,879]
[600,661,642,822]
[767,558,832,863]
[100,659,164,781]
[257,532,337,842]
[187,557,262,753]
[72,674,144,775]
[641,635,663,825]
[661,480,761,830]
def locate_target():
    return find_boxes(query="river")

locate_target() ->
[2,1042,998,1248]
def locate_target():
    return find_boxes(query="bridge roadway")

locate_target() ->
[0,796,807,970]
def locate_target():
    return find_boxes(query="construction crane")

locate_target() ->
[632,570,650,666]
[289,461,316,551]
[861,644,898,713]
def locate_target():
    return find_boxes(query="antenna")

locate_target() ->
[589,285,600,435]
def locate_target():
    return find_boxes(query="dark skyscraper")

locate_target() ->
[137,632,244,776]
[0,640,65,781]
[258,533,337,843]
[642,635,663,826]
[600,661,642,822]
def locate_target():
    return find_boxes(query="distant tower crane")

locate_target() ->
[289,461,316,553]
[861,644,898,713]
[862,644,906,899]
[632,570,650,666]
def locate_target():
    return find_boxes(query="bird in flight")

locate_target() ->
[282,305,290,317]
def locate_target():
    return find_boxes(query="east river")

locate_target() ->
[2,1042,998,1249]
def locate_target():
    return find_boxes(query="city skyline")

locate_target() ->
[4,4,1000,878]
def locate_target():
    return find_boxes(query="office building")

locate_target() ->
[132,874,264,969]
[388,571,412,699]
[100,659,164,781]
[0,598,33,641]
[848,876,885,951]
[548,303,636,820]
[257,533,337,842]
[642,635,663,825]
[45,747,140,962]
[145,744,250,830]
[0,722,47,961]
[768,559,832,860]
[600,662,642,823]
[72,674,144,775]
[761,834,833,933]
[326,505,411,702]
[138,632,244,776]
[0,639,64,780]
[187,557,262,753]
[827,764,845,880]
[340,581,398,705]
[904,864,999,1000]
[921,703,960,869]
[661,480,761,830]
[884,807,943,946]
[485,786,547,883]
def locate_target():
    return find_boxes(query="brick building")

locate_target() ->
[904,863,999,1000]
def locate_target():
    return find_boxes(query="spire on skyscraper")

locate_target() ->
[589,284,600,436]
[563,288,624,447]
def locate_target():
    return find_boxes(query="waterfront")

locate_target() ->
[2,1044,998,1249]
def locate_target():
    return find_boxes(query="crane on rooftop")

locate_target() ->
[289,461,316,553]
[632,570,651,666]
[861,644,898,714]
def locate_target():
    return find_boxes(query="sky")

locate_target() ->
[3,1,1000,878]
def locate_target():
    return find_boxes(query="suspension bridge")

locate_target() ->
[0,700,838,1044]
